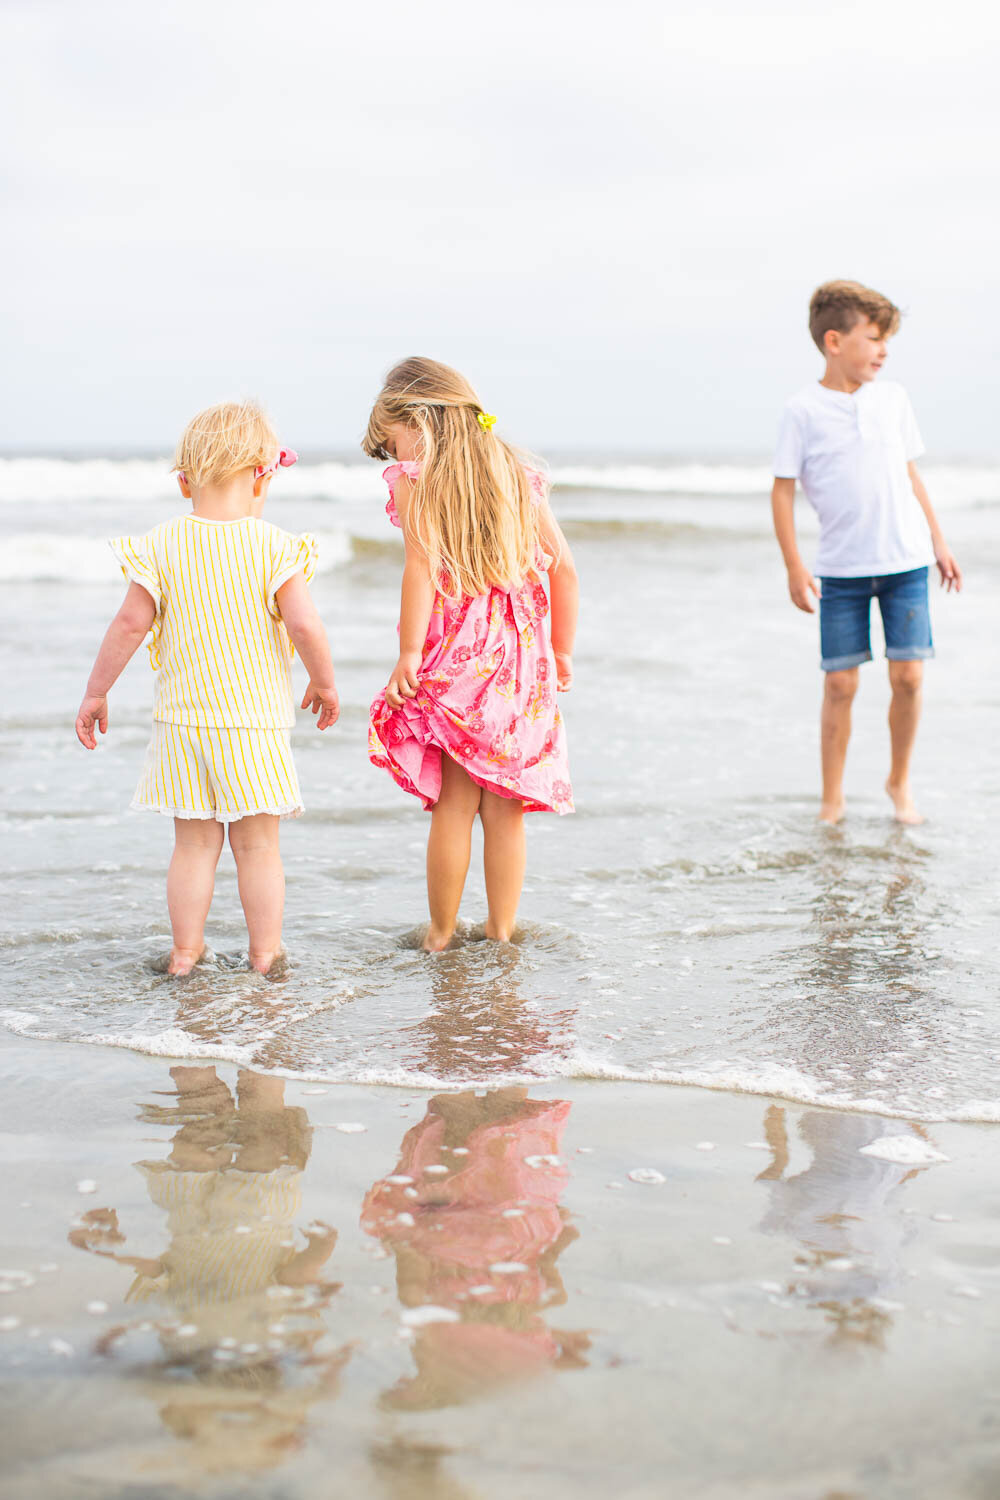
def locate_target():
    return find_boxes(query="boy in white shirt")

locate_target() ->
[771,280,961,825]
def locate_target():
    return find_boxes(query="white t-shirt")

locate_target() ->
[773,379,931,577]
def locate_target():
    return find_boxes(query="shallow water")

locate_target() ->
[2,455,998,1120]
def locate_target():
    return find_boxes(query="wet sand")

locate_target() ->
[1,1030,999,1500]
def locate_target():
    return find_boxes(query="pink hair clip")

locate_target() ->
[256,447,298,480]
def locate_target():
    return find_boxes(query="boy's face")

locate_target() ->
[825,317,889,382]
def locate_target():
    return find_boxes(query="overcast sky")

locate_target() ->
[3,0,999,454]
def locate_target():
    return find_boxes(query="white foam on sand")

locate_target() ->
[8,1020,1000,1126]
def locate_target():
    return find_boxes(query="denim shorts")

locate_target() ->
[818,567,934,672]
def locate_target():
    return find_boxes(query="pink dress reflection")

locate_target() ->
[362,1090,586,1408]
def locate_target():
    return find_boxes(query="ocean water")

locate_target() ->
[2,454,998,1122]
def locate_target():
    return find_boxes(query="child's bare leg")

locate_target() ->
[885,659,924,824]
[228,814,284,972]
[167,818,224,974]
[425,755,481,952]
[479,788,525,941]
[820,668,858,824]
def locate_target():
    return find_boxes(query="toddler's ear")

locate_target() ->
[177,474,192,499]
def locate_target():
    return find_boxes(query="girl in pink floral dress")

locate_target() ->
[363,357,578,951]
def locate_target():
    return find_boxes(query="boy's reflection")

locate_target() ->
[362,1087,588,1409]
[756,1103,936,1349]
[69,1065,347,1473]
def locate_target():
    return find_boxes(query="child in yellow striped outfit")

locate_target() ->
[75,401,339,976]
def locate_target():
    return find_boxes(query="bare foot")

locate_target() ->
[885,779,924,825]
[249,945,286,975]
[422,926,456,953]
[818,800,846,825]
[168,946,205,976]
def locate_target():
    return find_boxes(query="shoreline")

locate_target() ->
[2,1029,998,1499]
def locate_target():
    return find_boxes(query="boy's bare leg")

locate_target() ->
[167,818,225,974]
[480,788,526,941]
[885,659,924,824]
[228,814,285,972]
[820,668,858,824]
[425,754,481,952]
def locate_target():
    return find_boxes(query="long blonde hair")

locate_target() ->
[362,357,540,598]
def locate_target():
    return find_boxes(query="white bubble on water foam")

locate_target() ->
[712,1236,732,1246]
[76,1180,98,1194]
[859,1136,950,1165]
[0,1317,21,1331]
[386,1175,413,1186]
[334,1123,366,1134]
[423,1165,448,1175]
[86,1301,108,1315]
[489,1262,529,1274]
[694,1142,716,1152]
[932,1213,955,1222]
[49,1339,74,1357]
[524,1154,561,1169]
[628,1168,665,1185]
[394,1213,415,1228]
[400,1306,459,1327]
[952,1285,983,1299]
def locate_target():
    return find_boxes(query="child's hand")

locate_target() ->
[787,564,820,613]
[554,652,573,691]
[934,540,962,592]
[76,695,109,749]
[301,681,340,730]
[385,652,421,709]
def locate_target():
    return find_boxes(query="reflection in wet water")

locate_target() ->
[69,1067,347,1475]
[410,940,575,1078]
[756,1103,935,1349]
[362,1087,588,1410]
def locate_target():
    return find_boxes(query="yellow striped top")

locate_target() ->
[110,515,317,729]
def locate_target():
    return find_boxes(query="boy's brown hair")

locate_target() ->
[808,280,901,353]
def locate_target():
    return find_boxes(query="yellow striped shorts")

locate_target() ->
[133,722,303,821]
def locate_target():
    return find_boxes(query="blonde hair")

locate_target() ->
[809,280,901,353]
[362,357,540,599]
[173,400,279,487]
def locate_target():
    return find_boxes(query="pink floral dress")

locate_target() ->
[369,461,573,814]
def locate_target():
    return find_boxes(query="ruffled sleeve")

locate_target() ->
[266,529,318,618]
[525,466,550,506]
[523,468,554,572]
[108,535,161,613]
[382,461,421,529]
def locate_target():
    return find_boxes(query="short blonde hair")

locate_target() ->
[809,280,901,353]
[173,400,279,487]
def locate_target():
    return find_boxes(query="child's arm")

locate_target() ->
[274,573,340,730]
[75,582,157,748]
[771,478,820,613]
[538,501,578,691]
[908,462,962,592]
[385,475,435,710]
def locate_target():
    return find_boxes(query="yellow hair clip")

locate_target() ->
[477,411,497,432]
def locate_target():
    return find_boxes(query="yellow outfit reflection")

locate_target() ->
[70,1066,346,1477]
